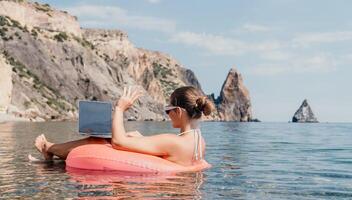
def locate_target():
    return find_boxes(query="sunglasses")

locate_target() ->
[164,106,178,115]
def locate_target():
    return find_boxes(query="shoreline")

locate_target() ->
[0,113,30,123]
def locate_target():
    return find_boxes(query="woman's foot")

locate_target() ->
[34,134,54,160]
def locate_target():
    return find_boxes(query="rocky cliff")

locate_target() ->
[0,53,12,113]
[216,67,253,121]
[0,0,206,121]
[0,0,81,36]
[292,99,318,123]
[0,0,255,122]
[82,29,203,104]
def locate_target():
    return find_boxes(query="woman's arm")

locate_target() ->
[126,131,143,137]
[111,87,178,156]
[111,87,141,143]
[111,106,128,143]
[112,132,179,156]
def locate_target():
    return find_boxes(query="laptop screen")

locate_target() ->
[78,101,112,138]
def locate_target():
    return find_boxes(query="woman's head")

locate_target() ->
[166,86,214,127]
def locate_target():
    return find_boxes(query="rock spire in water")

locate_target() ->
[217,67,253,121]
[292,99,318,123]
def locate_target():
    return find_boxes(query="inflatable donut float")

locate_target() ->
[66,144,211,174]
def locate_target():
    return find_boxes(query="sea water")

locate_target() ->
[0,121,351,199]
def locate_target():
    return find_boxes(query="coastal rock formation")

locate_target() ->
[0,1,256,122]
[216,67,253,121]
[292,99,318,123]
[0,1,203,121]
[82,29,203,103]
[0,0,81,36]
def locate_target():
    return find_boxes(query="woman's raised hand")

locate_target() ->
[116,86,144,112]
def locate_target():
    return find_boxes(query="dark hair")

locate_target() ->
[170,86,215,119]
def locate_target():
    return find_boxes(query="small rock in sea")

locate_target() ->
[250,118,261,122]
[127,117,137,121]
[292,99,318,123]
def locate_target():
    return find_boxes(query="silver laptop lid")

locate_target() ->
[78,100,112,138]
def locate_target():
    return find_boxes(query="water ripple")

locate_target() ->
[1,122,352,199]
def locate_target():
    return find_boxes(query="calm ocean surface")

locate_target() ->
[0,121,351,199]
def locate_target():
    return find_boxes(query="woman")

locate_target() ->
[35,86,214,166]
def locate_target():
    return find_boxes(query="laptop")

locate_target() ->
[78,100,112,138]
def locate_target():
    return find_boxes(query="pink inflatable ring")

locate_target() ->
[66,144,211,174]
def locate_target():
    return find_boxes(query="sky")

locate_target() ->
[37,0,352,122]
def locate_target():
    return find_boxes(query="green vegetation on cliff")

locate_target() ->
[53,32,68,42]
[73,36,95,49]
[2,51,72,112]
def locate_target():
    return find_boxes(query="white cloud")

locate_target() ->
[63,5,176,33]
[231,23,275,34]
[170,31,281,56]
[249,54,337,76]
[170,29,345,76]
[292,31,352,47]
[170,32,246,55]
[146,0,161,4]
